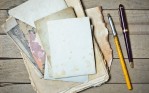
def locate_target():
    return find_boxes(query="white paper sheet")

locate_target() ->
[47,17,96,78]
[44,57,88,82]
[8,0,67,27]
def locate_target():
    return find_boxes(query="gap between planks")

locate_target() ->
[1,58,149,60]
[0,0,149,10]
[0,9,149,35]
[0,83,149,93]
[0,34,149,58]
[0,59,149,83]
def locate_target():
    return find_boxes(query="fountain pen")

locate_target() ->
[119,4,134,68]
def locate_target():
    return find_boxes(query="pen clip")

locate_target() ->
[119,4,128,30]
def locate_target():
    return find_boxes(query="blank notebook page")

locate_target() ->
[47,17,96,78]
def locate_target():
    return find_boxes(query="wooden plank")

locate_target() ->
[0,10,149,35]
[81,84,149,93]
[0,10,8,33]
[0,35,21,58]
[0,83,149,93]
[104,10,149,25]
[103,10,149,35]
[0,0,149,10]
[109,59,149,83]
[82,0,149,9]
[0,59,30,82]
[110,35,149,58]
[0,34,149,58]
[107,24,149,35]
[0,59,149,83]
[0,84,36,93]
[0,0,26,9]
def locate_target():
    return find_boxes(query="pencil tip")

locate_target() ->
[130,62,134,68]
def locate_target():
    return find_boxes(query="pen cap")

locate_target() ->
[107,14,117,36]
[119,4,128,30]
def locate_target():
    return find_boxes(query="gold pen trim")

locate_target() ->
[124,29,128,32]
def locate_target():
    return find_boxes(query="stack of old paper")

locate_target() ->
[2,0,112,93]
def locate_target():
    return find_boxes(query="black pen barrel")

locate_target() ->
[123,31,133,62]
[119,4,128,30]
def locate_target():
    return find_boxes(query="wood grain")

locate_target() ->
[81,84,149,93]
[0,0,148,93]
[1,10,149,35]
[0,10,148,58]
[110,35,149,58]
[0,0,26,9]
[109,59,149,83]
[0,84,36,93]
[0,0,149,10]
[0,35,21,58]
[0,59,149,83]
[0,59,30,82]
[0,10,8,33]
[0,34,148,59]
[82,0,149,9]
[0,83,149,93]
[103,10,149,35]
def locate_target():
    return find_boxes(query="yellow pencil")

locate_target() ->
[108,14,132,90]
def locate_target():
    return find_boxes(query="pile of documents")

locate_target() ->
[1,0,112,93]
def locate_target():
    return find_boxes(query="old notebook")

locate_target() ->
[16,0,110,92]
[35,7,89,82]
[8,0,67,27]
[3,0,111,92]
[18,6,109,93]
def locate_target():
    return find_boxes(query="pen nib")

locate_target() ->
[130,62,134,68]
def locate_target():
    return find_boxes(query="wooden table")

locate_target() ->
[0,0,149,93]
